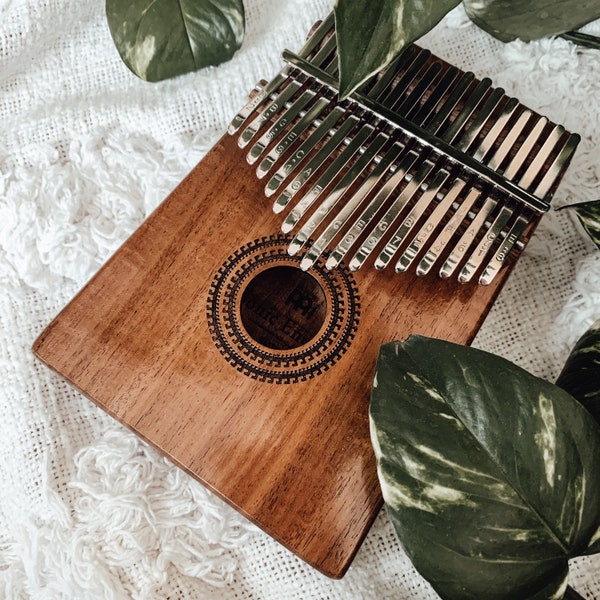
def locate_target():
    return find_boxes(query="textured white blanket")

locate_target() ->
[1,1,599,598]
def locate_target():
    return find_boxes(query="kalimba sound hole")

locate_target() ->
[240,266,328,350]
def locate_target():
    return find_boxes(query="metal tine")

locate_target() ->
[518,124,564,190]
[273,114,361,213]
[424,71,476,135]
[228,14,334,134]
[246,88,315,162]
[368,45,420,99]
[440,78,492,144]
[374,167,450,270]
[479,214,529,285]
[458,205,513,283]
[255,94,332,177]
[534,133,580,199]
[238,80,304,148]
[289,130,387,257]
[283,124,375,237]
[416,186,481,276]
[486,109,533,172]
[438,196,497,279]
[266,105,346,198]
[472,97,520,162]
[380,49,432,108]
[455,88,505,153]
[305,139,406,270]
[374,159,439,269]
[393,62,442,117]
[308,22,339,71]
[346,148,422,271]
[395,178,469,273]
[411,66,461,127]
[503,116,548,180]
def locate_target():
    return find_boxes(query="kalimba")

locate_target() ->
[33,14,578,578]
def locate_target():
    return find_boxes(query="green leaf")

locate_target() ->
[370,336,600,600]
[556,318,600,427]
[333,0,460,99]
[106,0,245,82]
[560,200,600,250]
[462,0,600,43]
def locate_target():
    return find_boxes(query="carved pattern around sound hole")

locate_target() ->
[206,235,361,384]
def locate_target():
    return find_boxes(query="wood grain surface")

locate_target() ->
[33,132,528,578]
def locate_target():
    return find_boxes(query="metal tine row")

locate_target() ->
[227,16,579,285]
[403,96,533,284]
[374,80,578,284]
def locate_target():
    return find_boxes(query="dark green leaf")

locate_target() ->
[556,318,600,427]
[370,336,600,600]
[463,0,600,43]
[334,0,460,99]
[106,0,245,82]
[560,200,600,250]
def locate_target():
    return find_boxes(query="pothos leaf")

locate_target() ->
[370,336,600,600]
[556,318,600,430]
[106,0,245,82]
[463,0,600,43]
[561,200,600,250]
[333,0,461,99]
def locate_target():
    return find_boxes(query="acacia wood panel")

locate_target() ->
[33,132,523,578]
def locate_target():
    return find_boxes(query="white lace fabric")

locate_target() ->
[1,1,599,598]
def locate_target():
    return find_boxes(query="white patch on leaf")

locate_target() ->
[379,478,435,514]
[550,573,569,600]
[589,524,600,548]
[407,372,444,403]
[126,36,157,80]
[422,483,474,506]
[534,393,557,487]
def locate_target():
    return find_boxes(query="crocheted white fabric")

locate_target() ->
[1,1,599,598]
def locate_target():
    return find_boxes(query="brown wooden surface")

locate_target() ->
[33,132,523,578]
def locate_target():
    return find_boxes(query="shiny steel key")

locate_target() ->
[274,115,361,214]
[247,89,316,163]
[265,105,346,197]
[459,204,513,283]
[256,95,331,177]
[439,197,497,279]
[298,133,390,266]
[479,214,529,285]
[284,124,374,239]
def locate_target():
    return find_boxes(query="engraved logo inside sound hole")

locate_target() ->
[240,266,327,350]
[206,236,360,384]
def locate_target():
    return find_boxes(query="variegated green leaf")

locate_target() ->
[370,337,600,600]
[106,0,245,82]
[333,0,460,99]
[561,200,600,250]
[556,317,600,454]
[462,0,600,43]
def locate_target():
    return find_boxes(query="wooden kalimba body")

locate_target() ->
[33,15,578,578]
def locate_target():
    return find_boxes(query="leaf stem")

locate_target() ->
[565,585,587,600]
[560,30,600,49]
